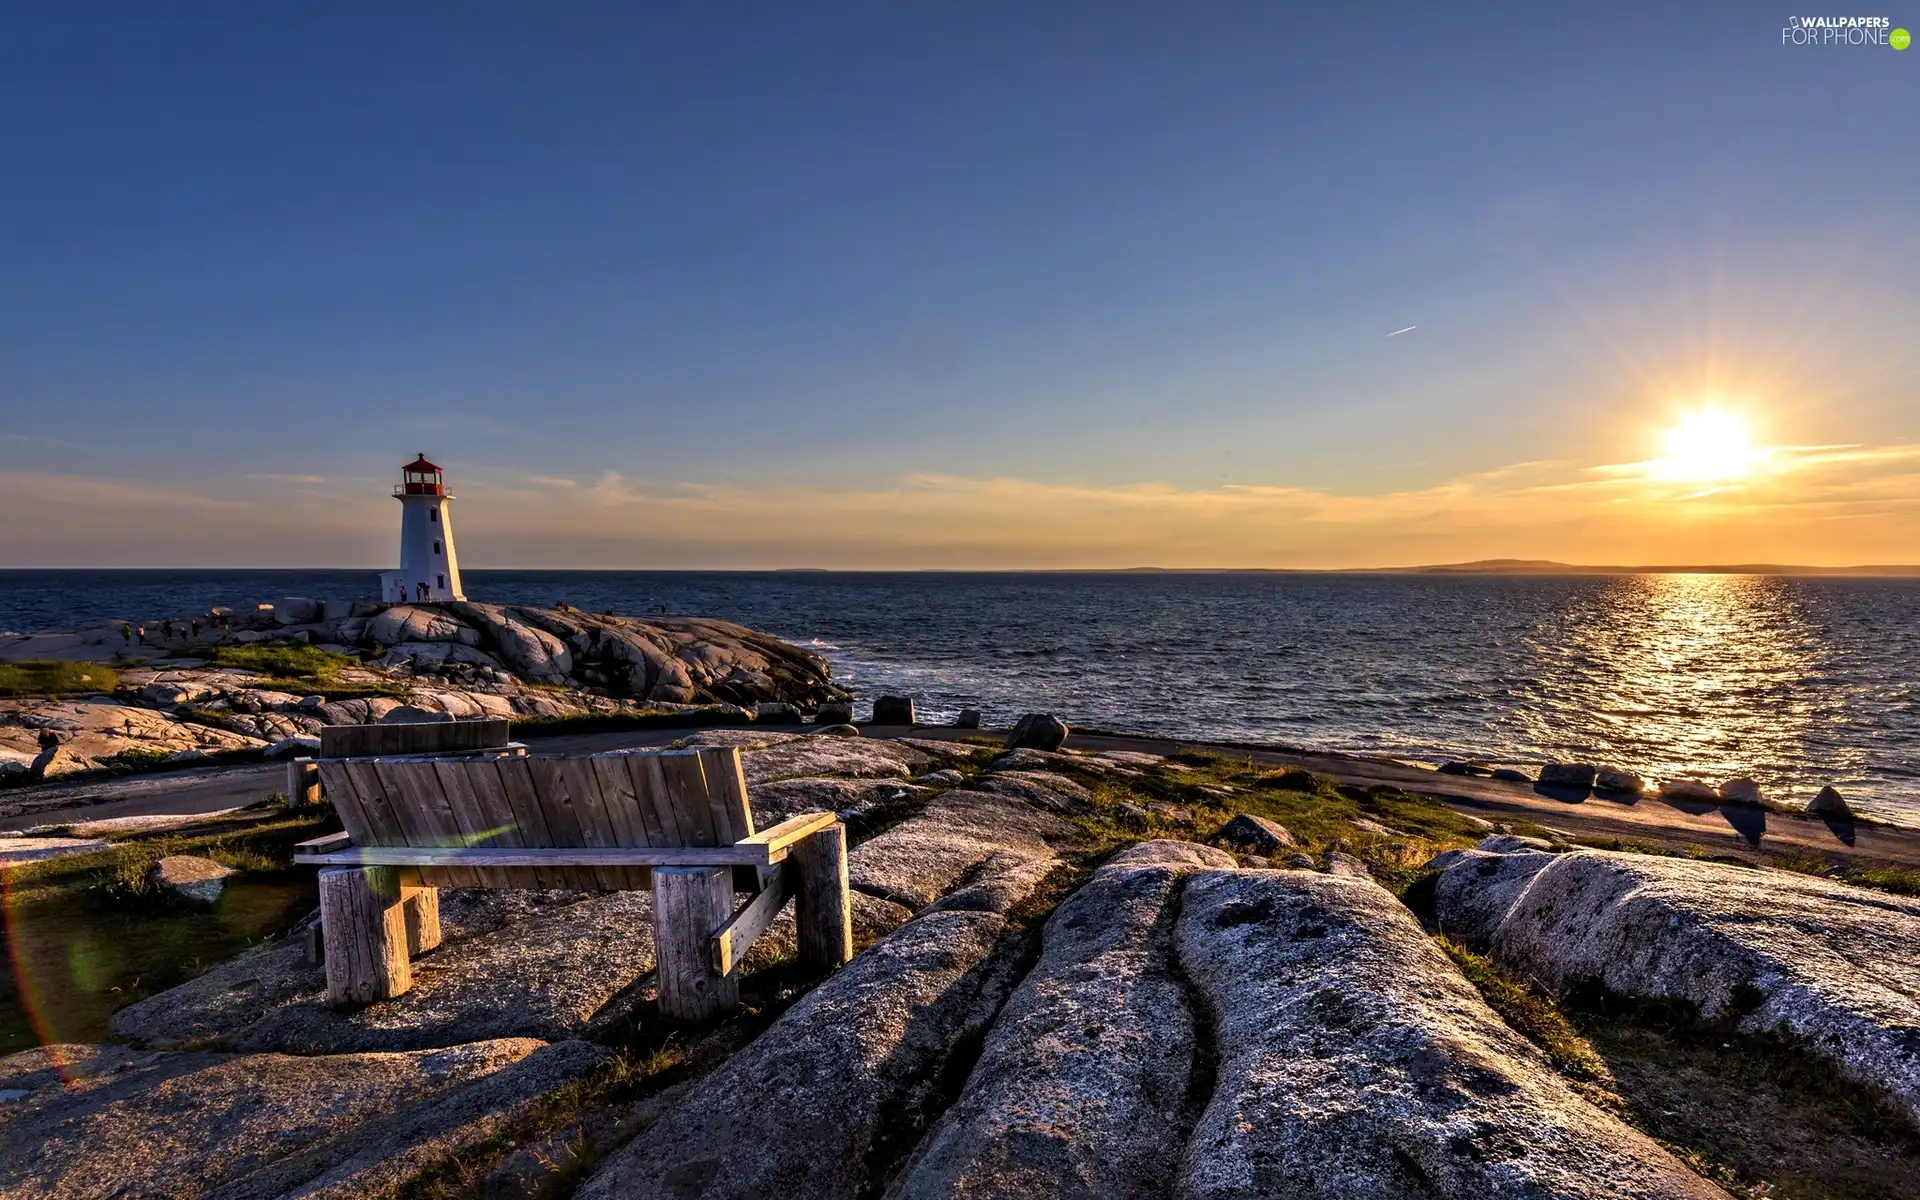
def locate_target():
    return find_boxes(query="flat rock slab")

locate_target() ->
[1174,869,1726,1198]
[578,909,1026,1200]
[848,788,1080,909]
[109,890,657,1054]
[751,776,924,823]
[0,1037,606,1200]
[890,841,1235,1200]
[0,835,110,865]
[738,737,938,787]
[1433,847,1920,1127]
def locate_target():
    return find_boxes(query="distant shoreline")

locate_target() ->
[3,562,1920,577]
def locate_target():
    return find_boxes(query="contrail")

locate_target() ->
[1387,325,1417,337]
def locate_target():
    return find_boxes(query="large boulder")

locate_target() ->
[1809,785,1854,818]
[1659,778,1719,802]
[1432,848,1920,1129]
[1595,766,1646,794]
[1005,713,1069,752]
[871,695,917,725]
[1211,813,1295,855]
[1174,869,1727,1198]
[577,910,1030,1200]
[148,855,236,904]
[1538,762,1597,788]
[1718,777,1764,805]
[0,1037,606,1200]
[365,606,480,647]
[889,842,1232,1198]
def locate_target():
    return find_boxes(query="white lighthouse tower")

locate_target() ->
[378,454,465,604]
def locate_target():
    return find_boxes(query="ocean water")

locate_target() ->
[3,569,1917,823]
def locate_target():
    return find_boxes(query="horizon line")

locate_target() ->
[5,561,1920,577]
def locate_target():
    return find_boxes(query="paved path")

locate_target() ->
[6,724,1915,869]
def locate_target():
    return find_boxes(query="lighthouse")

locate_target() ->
[378,454,466,604]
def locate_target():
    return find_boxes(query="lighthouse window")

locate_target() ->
[437,574,446,589]
[429,508,439,523]
[433,540,442,555]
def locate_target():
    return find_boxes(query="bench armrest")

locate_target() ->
[735,811,839,858]
[295,831,353,854]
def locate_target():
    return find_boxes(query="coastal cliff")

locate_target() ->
[0,598,849,780]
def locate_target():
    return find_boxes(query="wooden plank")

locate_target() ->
[658,750,717,846]
[316,762,376,844]
[653,866,740,1020]
[591,754,655,889]
[295,831,353,854]
[434,760,513,887]
[697,747,755,842]
[711,864,794,976]
[493,757,565,889]
[344,760,412,851]
[321,718,511,758]
[294,844,776,868]
[793,823,852,969]
[377,760,481,887]
[556,756,630,891]
[637,753,688,846]
[740,811,839,857]
[624,754,671,847]
[525,757,604,890]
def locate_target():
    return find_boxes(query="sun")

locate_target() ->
[1652,410,1767,483]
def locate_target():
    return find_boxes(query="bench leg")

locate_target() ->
[319,867,413,1008]
[793,824,853,969]
[653,866,740,1020]
[402,884,441,955]
[287,758,321,808]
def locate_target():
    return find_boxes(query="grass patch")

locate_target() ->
[196,643,357,684]
[1443,938,1920,1199]
[1438,938,1612,1083]
[0,807,337,1053]
[0,659,119,697]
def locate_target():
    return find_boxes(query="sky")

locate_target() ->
[1,3,1915,569]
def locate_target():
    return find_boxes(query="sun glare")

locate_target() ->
[1652,410,1766,483]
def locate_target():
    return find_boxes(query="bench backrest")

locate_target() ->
[314,746,754,890]
[320,718,512,759]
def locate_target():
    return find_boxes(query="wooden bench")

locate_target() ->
[292,745,851,1019]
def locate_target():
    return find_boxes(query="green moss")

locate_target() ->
[0,660,119,697]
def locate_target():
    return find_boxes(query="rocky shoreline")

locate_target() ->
[1,598,849,784]
[3,726,1916,1197]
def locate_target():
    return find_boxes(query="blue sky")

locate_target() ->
[2,4,1915,567]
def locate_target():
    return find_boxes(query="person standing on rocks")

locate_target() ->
[135,624,146,645]
[190,618,202,639]
[162,618,175,641]
[120,622,133,645]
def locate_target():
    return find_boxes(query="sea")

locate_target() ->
[4,569,1918,824]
